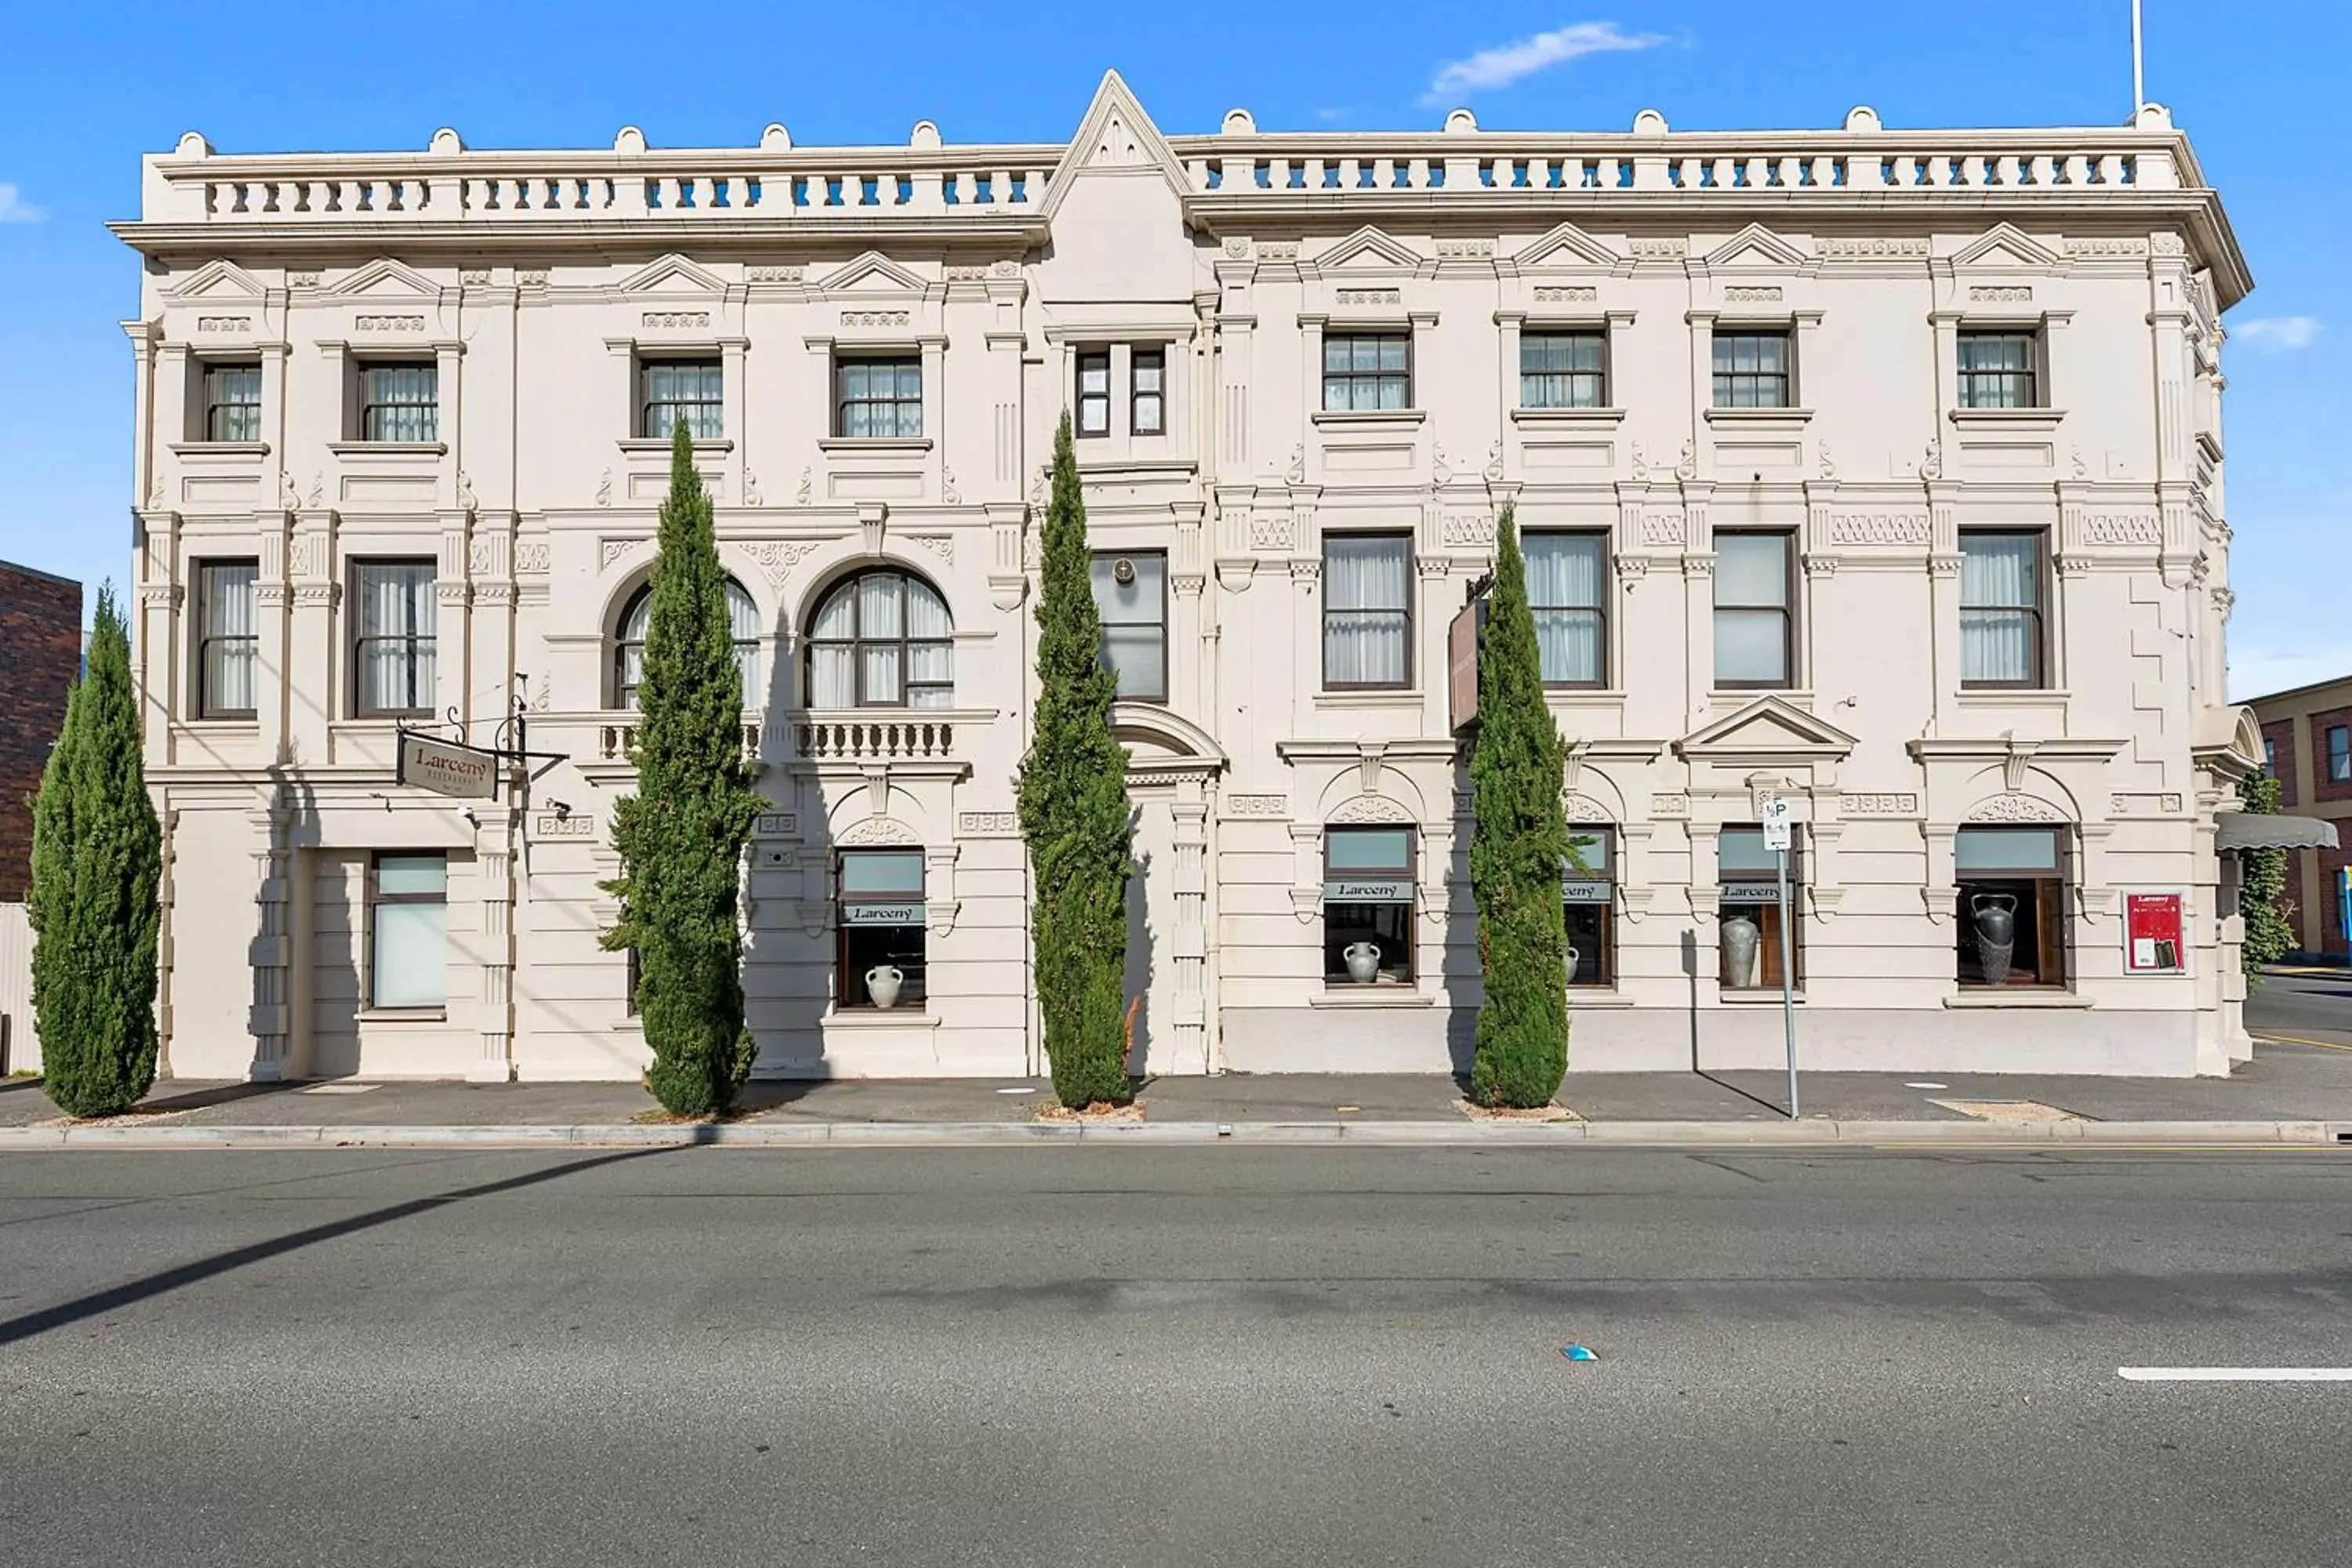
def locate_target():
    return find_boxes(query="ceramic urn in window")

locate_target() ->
[1970,894,2018,987]
[866,964,905,1010]
[1720,915,1761,989]
[1342,941,1383,985]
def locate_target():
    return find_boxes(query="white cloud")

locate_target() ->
[2228,642,2352,705]
[2230,316,2321,350]
[0,183,46,223]
[1424,20,1668,105]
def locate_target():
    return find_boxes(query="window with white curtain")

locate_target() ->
[613,578,764,709]
[203,362,261,442]
[1520,332,1608,409]
[1075,350,1111,437]
[359,362,438,442]
[350,560,437,717]
[805,570,954,709]
[195,559,258,720]
[833,358,923,437]
[1711,331,1792,408]
[1525,532,1607,686]
[1131,349,1166,434]
[1091,550,1167,702]
[640,360,723,439]
[1322,534,1411,689]
[1712,532,1794,689]
[1958,330,2042,409]
[1959,532,2045,688]
[368,853,448,1009]
[1322,333,1410,411]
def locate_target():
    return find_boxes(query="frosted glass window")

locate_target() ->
[1712,534,1792,688]
[1091,551,1167,701]
[369,854,446,1009]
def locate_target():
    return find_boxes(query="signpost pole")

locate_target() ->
[1777,841,1797,1120]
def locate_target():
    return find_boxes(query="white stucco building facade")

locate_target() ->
[115,74,2266,1083]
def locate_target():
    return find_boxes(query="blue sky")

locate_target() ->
[0,1,2340,699]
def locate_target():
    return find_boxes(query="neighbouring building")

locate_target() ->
[113,74,2274,1083]
[2247,675,2352,959]
[0,560,83,1074]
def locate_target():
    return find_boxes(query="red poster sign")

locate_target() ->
[2123,891,2186,975]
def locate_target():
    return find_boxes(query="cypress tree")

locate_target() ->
[601,423,766,1116]
[2236,769,2294,980]
[1467,508,1573,1108]
[1016,412,1135,1108]
[30,587,164,1119]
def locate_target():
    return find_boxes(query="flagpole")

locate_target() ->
[2132,0,2145,112]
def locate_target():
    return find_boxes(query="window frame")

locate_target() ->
[201,360,263,443]
[1710,329,1795,409]
[2329,726,2352,784]
[366,851,448,1011]
[1524,529,1610,689]
[1091,549,1170,704]
[194,557,260,721]
[1074,349,1112,438]
[834,848,929,1009]
[1711,531,1796,691]
[1320,531,1414,692]
[1718,825,1802,991]
[1958,529,2049,690]
[1131,347,1167,436]
[1954,826,2071,989]
[639,358,724,441]
[349,557,438,719]
[802,568,955,710]
[1320,331,1413,412]
[1563,826,1617,989]
[1323,826,1417,987]
[358,360,440,444]
[1956,328,2045,411]
[1519,330,1610,411]
[832,354,924,439]
[613,579,763,710]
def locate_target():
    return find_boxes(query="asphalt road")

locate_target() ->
[2245,967,2352,1047]
[4,1145,2350,1567]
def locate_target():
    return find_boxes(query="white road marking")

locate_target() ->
[297,1083,380,1095]
[2118,1367,2352,1381]
[1904,1081,1949,1091]
[996,1087,1034,1094]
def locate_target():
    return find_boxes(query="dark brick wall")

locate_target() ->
[2260,718,2299,807]
[2311,706,2352,805]
[0,564,84,904]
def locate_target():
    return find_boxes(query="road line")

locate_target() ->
[2251,1033,2352,1054]
[2118,1367,2352,1381]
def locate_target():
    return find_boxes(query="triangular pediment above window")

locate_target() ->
[1675,696,1858,763]
[615,252,729,296]
[163,260,269,301]
[1949,223,2062,270]
[1310,224,1425,275]
[1509,221,1623,270]
[1700,223,1809,270]
[1038,69,1190,220]
[812,250,930,297]
[321,257,442,299]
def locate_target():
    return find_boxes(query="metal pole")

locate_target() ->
[1778,844,1798,1119]
[2131,0,2145,114]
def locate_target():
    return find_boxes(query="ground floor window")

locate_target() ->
[1718,826,1800,990]
[1955,826,2069,987]
[1563,827,1616,988]
[1324,826,1415,985]
[368,853,447,1008]
[837,849,927,1008]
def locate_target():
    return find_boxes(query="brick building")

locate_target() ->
[0,561,83,902]
[2248,675,2352,959]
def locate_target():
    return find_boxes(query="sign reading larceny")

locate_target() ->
[397,732,501,800]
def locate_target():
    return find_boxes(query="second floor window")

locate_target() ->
[204,362,261,442]
[1960,532,2046,688]
[1076,350,1112,437]
[1323,332,1409,412]
[615,579,762,710]
[1132,349,1166,434]
[1958,330,2041,409]
[1711,331,1792,408]
[806,569,953,709]
[1323,533,1410,689]
[2330,725,2351,783]
[1520,332,1608,409]
[360,362,438,442]
[1526,532,1607,687]
[1091,550,1167,702]
[1713,532,1794,689]
[351,560,436,717]
[835,358,922,438]
[641,361,723,439]
[195,559,258,720]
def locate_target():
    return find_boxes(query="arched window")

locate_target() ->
[805,569,953,709]
[615,578,763,710]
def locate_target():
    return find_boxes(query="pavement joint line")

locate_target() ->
[2118,1367,2352,1381]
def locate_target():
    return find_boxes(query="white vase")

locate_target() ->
[1720,916,1761,989]
[1565,946,1581,984]
[865,964,904,1010]
[1342,942,1383,985]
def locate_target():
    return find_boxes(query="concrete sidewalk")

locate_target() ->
[5,1037,2351,1148]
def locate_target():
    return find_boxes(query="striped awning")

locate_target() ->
[2213,812,2340,852]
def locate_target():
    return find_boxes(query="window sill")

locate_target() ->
[1314,690,1422,709]
[1720,989,1806,1004]
[169,441,270,459]
[182,717,260,730]
[1545,688,1624,704]
[618,437,733,456]
[1308,987,1437,1008]
[1704,407,1814,427]
[358,1007,447,1024]
[1956,688,2070,707]
[1948,408,2067,430]
[818,437,934,455]
[1566,989,1638,1007]
[1943,989,2092,1009]
[1311,410,1427,432]
[1511,408,1627,428]
[328,441,448,458]
[822,1008,941,1029]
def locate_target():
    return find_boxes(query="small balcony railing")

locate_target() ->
[792,715,957,760]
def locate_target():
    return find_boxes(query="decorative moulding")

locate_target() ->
[1306,224,1428,278]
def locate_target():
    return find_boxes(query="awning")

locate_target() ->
[2213,812,2341,852]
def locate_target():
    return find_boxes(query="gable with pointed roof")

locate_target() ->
[1038,69,1190,222]
[1700,223,1810,270]
[811,251,931,297]
[1949,223,2063,270]
[1306,225,1426,277]
[1675,696,1858,764]
[162,259,268,301]
[1508,221,1624,272]
[615,252,730,296]
[320,256,443,299]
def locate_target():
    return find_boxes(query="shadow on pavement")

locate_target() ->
[0,1145,682,1349]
